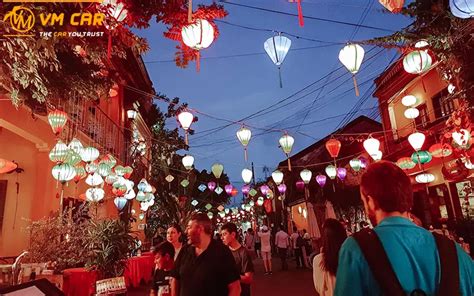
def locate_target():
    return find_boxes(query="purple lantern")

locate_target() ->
[260,185,270,195]
[337,168,347,181]
[225,184,233,195]
[208,181,216,191]
[296,180,305,191]
[242,185,251,195]
[359,156,368,169]
[277,183,287,194]
[316,174,327,188]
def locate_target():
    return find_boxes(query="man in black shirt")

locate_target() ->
[221,223,254,296]
[171,213,241,296]
[151,241,175,296]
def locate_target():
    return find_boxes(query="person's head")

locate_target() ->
[167,223,182,245]
[261,225,268,233]
[360,161,413,225]
[320,219,347,276]
[247,228,254,235]
[220,223,238,246]
[153,241,175,270]
[186,213,213,246]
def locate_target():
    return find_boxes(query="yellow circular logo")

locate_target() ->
[4,6,35,33]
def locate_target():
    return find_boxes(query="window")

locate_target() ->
[432,89,455,119]
[415,104,429,128]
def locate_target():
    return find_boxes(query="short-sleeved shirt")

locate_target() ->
[334,216,474,296]
[258,232,271,252]
[290,232,300,249]
[275,230,289,249]
[152,269,172,296]
[230,246,254,296]
[171,239,240,296]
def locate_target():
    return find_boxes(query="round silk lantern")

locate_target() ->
[349,158,362,172]
[339,44,365,96]
[123,166,133,179]
[114,197,127,211]
[415,173,435,184]
[263,199,273,213]
[73,166,87,183]
[363,137,380,156]
[300,169,312,184]
[411,151,432,164]
[236,126,252,161]
[182,155,194,170]
[242,168,253,184]
[429,143,453,158]
[225,184,233,195]
[295,180,305,191]
[211,163,224,179]
[242,185,251,195]
[264,34,292,88]
[450,0,474,18]
[272,170,284,185]
[47,110,68,135]
[68,138,84,155]
[325,165,337,180]
[207,181,216,191]
[401,95,418,107]
[260,185,270,195]
[403,50,432,74]
[277,183,287,194]
[81,146,99,163]
[181,19,215,71]
[257,197,264,206]
[408,132,426,151]
[337,168,347,181]
[86,187,105,202]
[279,133,295,171]
[379,0,405,12]
[65,150,82,166]
[52,163,76,183]
[231,187,239,197]
[177,110,194,145]
[316,174,327,188]
[49,140,70,163]
[397,157,416,170]
[325,139,342,158]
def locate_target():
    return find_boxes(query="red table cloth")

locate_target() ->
[62,268,97,296]
[123,255,155,288]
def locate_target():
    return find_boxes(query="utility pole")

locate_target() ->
[251,162,256,185]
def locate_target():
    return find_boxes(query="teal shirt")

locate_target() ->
[334,217,474,296]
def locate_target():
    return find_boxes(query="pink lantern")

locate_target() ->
[296,180,305,191]
[242,185,250,195]
[208,181,216,191]
[277,183,287,194]
[225,184,233,195]
[337,168,347,181]
[260,185,270,195]
[359,157,368,169]
[316,174,327,188]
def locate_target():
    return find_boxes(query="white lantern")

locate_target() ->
[450,0,474,18]
[408,132,426,151]
[80,146,99,163]
[49,140,70,163]
[127,110,137,120]
[97,163,112,177]
[415,173,435,184]
[242,168,253,184]
[300,169,312,184]
[124,188,136,200]
[85,173,104,186]
[182,19,215,50]
[68,138,83,155]
[401,95,418,107]
[404,108,420,119]
[105,173,118,185]
[452,129,471,147]
[415,40,429,48]
[52,163,76,183]
[325,165,337,180]
[236,126,252,161]
[271,170,284,185]
[182,155,194,170]
[339,44,365,96]
[86,187,105,202]
[178,110,194,145]
[371,150,383,161]
[279,133,295,171]
[264,34,292,87]
[363,137,380,156]
[403,50,432,74]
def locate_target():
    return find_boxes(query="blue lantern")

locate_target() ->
[114,197,127,211]
[450,0,474,18]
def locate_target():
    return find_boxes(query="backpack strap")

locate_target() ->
[353,229,405,296]
[432,233,460,296]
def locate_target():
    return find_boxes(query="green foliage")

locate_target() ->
[84,219,135,279]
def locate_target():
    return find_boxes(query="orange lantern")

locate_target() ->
[429,143,453,158]
[263,199,273,213]
[231,187,239,197]
[379,0,405,13]
[325,139,341,158]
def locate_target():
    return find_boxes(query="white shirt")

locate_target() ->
[290,232,300,249]
[275,230,289,249]
[313,253,336,296]
[258,232,271,252]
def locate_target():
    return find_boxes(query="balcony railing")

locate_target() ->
[57,98,127,164]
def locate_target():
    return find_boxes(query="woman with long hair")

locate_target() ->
[313,219,347,296]
[166,223,183,260]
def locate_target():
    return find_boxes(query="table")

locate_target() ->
[62,268,97,296]
[123,255,155,288]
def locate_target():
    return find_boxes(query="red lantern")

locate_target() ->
[231,187,239,197]
[296,180,305,191]
[379,0,405,13]
[263,199,273,213]
[325,139,341,158]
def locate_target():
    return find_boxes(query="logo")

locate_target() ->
[3,6,35,37]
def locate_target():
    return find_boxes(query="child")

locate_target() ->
[150,241,175,296]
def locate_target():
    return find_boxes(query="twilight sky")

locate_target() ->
[137,0,412,188]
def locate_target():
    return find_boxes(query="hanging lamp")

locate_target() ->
[271,170,284,185]
[279,133,295,171]
[47,110,68,136]
[181,19,215,71]
[264,33,292,88]
[339,44,365,96]
[177,110,194,145]
[236,126,252,162]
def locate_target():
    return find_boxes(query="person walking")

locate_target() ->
[254,230,261,259]
[275,225,290,271]
[167,223,184,260]
[335,161,474,296]
[290,227,304,268]
[171,213,241,296]
[221,223,254,296]
[257,225,272,275]
[312,219,347,296]
[244,228,256,258]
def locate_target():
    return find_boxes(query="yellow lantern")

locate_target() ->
[212,163,224,179]
[236,126,252,161]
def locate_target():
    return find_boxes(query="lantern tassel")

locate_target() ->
[244,147,248,162]
[287,156,292,172]
[352,75,360,96]
[107,32,112,61]
[185,131,189,146]
[278,67,283,88]
[196,51,200,72]
[188,0,193,23]
[297,0,304,27]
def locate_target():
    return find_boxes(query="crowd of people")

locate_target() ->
[149,161,473,296]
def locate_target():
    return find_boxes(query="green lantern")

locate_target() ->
[65,150,82,166]
[411,151,432,164]
[349,158,362,172]
[211,163,224,179]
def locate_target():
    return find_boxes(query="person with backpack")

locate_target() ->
[334,161,473,296]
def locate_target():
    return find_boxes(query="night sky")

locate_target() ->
[137,0,412,193]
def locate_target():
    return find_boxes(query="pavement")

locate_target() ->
[128,255,315,295]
